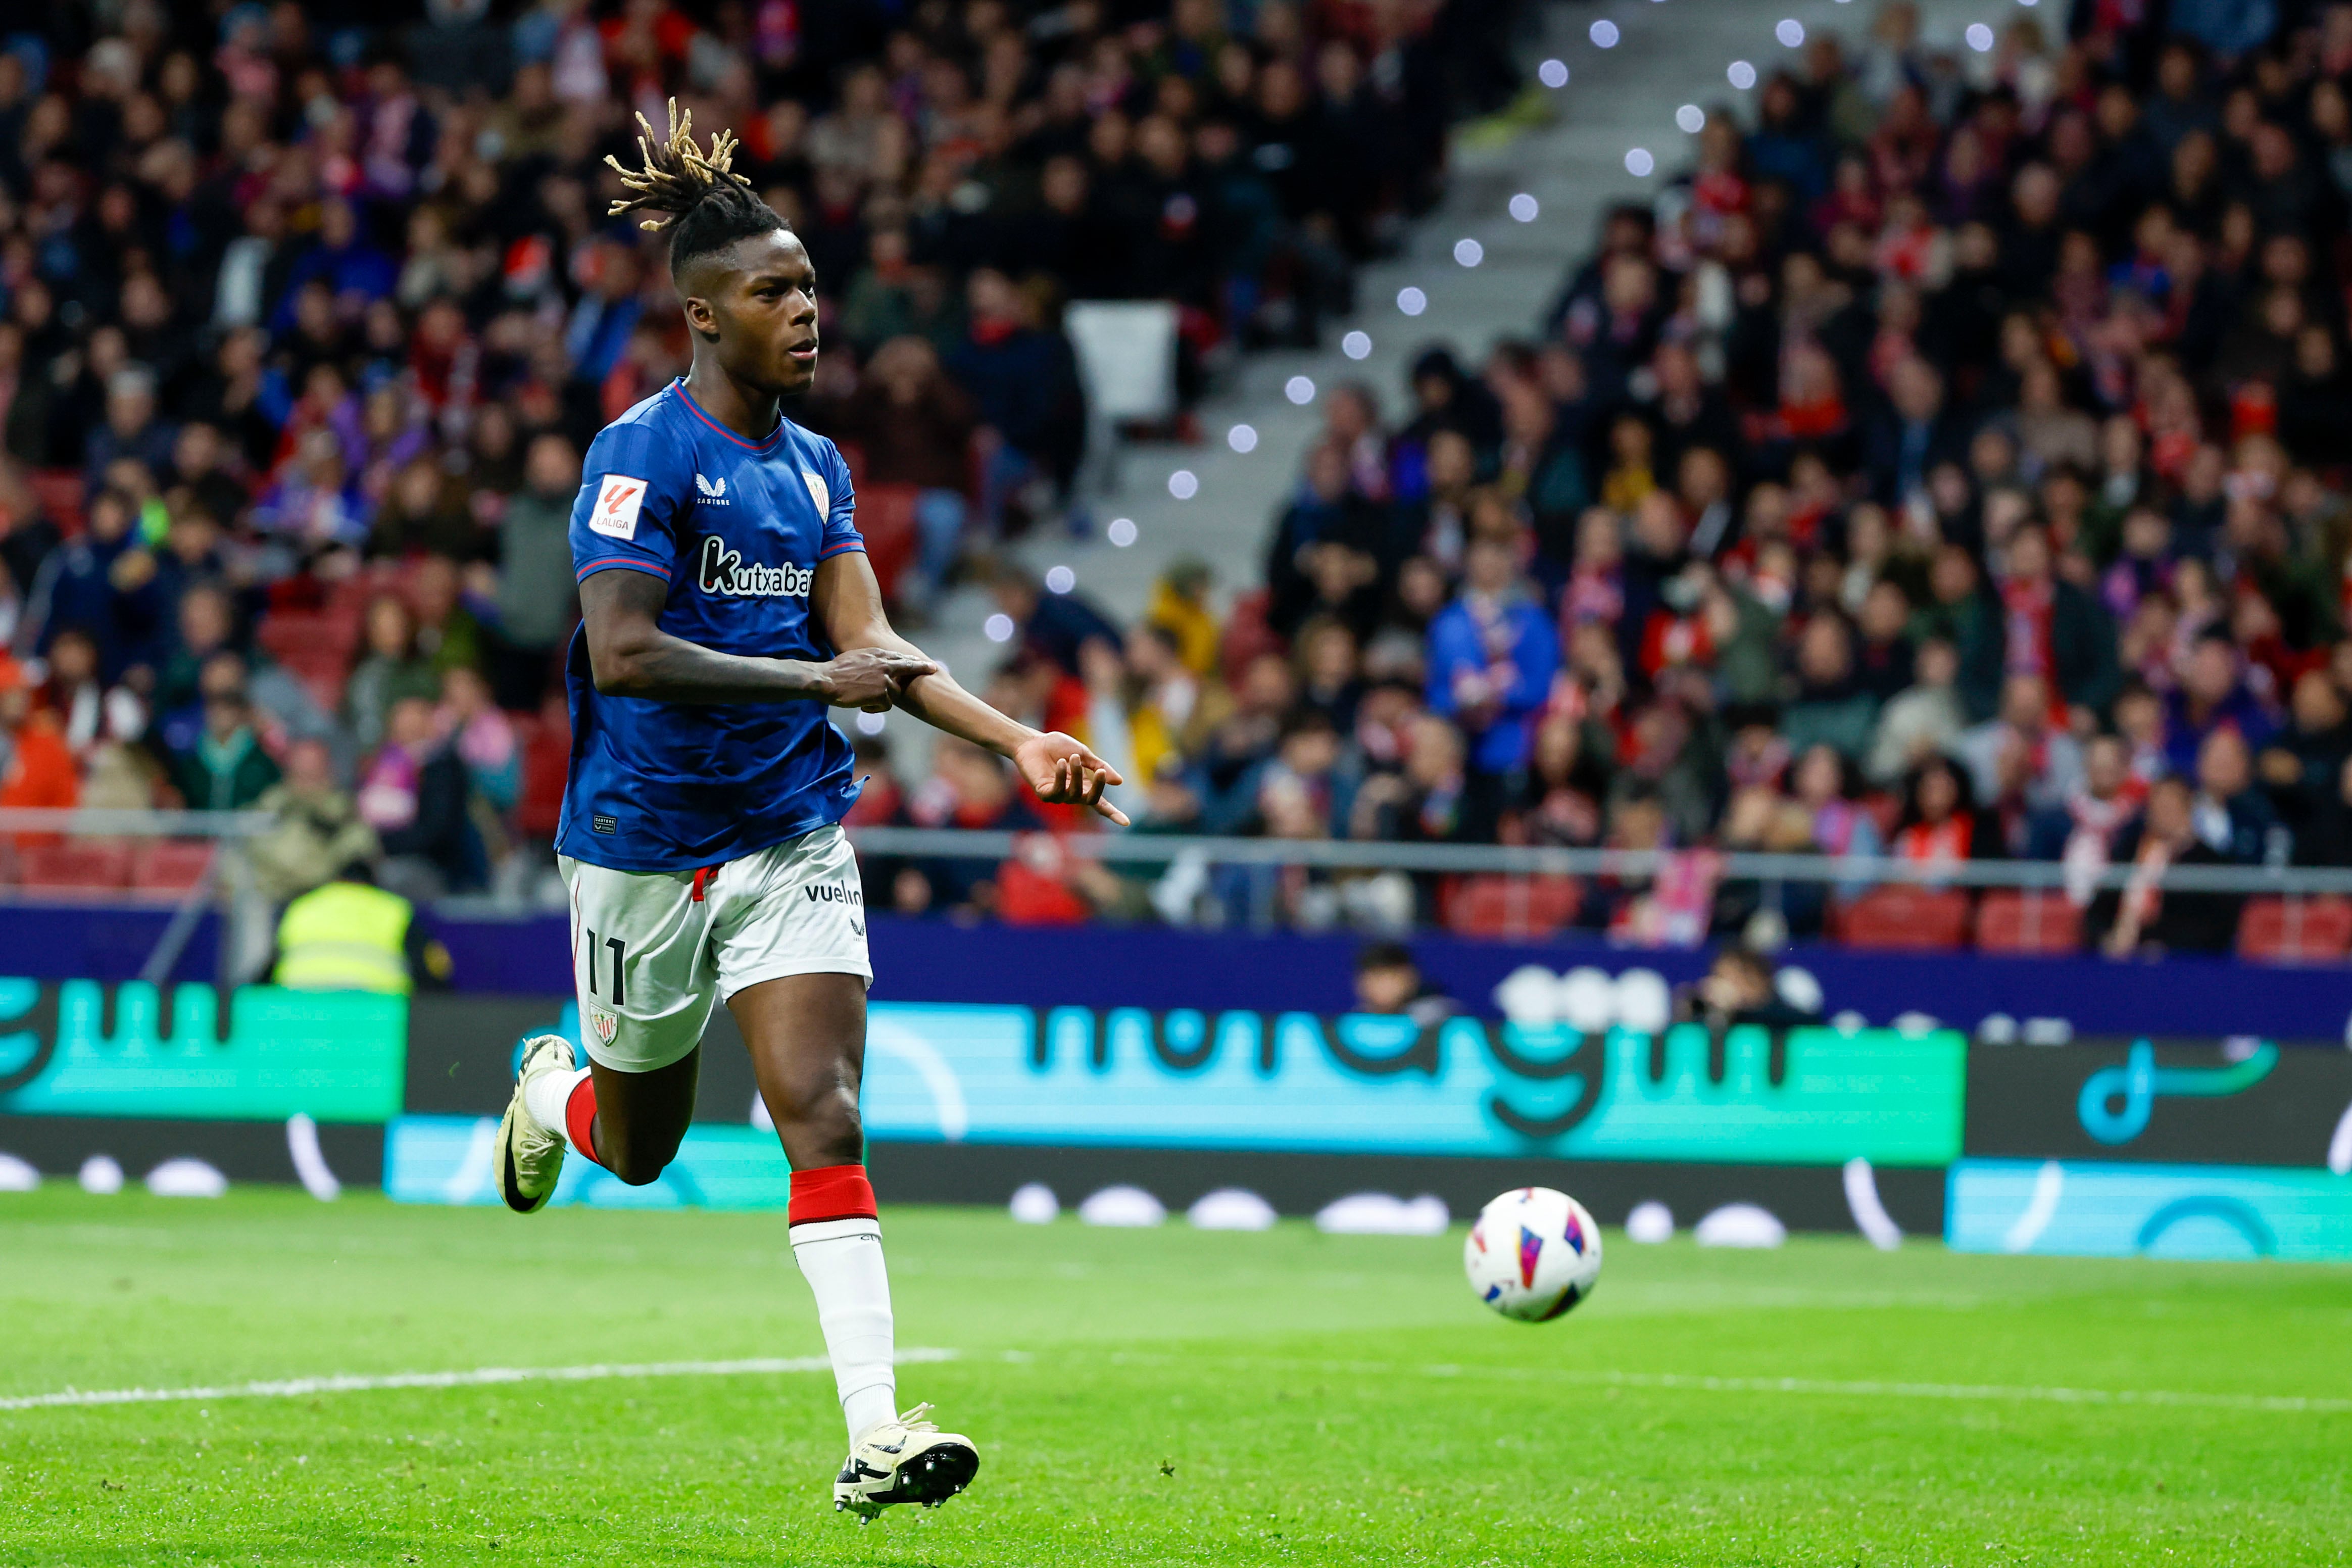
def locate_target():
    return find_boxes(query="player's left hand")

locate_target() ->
[1014,731,1130,826]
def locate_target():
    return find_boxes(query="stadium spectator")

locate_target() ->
[1425,525,1558,826]
[1120,621,1223,787]
[1674,945,1823,1030]
[409,556,486,678]
[2188,728,2279,864]
[0,673,80,825]
[1868,635,1966,784]
[245,738,381,906]
[989,564,1122,678]
[1957,523,2120,722]
[360,695,482,900]
[898,735,1046,917]
[817,335,978,608]
[166,687,281,812]
[951,269,1084,534]
[1351,940,1455,1025]
[345,596,442,755]
[2062,732,2148,904]
[1890,756,1991,876]
[33,626,144,773]
[1951,672,2086,855]
[2091,775,2243,956]
[489,433,585,709]
[1780,612,1880,762]
[438,666,520,816]
[2165,631,2280,774]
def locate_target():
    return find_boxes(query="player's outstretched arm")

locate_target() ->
[813,552,1130,825]
[580,566,939,707]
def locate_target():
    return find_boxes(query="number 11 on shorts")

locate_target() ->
[584,929,628,1006]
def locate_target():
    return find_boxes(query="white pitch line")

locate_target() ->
[0,1349,956,1413]
[1050,1352,2352,1417]
[1577,1368,2352,1415]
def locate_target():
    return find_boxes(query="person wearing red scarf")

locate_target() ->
[1960,523,2122,721]
[1890,755,1990,880]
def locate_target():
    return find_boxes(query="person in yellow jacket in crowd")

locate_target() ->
[271,861,453,994]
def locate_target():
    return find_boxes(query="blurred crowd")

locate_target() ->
[0,0,1521,908]
[869,1,2352,955]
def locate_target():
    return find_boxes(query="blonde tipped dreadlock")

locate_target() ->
[603,98,785,268]
[605,99,751,230]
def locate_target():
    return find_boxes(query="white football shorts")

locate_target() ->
[557,824,871,1073]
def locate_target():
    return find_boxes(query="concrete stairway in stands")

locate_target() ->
[893,0,2002,769]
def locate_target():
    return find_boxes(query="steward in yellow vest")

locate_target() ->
[271,865,452,994]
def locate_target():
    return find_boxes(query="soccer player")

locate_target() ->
[490,104,1125,1520]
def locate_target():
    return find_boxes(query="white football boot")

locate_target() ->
[832,1403,980,1520]
[496,1034,574,1213]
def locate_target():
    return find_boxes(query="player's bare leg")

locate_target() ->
[581,1050,700,1183]
[501,1041,699,1209]
[731,973,978,1518]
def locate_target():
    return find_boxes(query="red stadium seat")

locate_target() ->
[1441,874,1583,940]
[324,573,378,620]
[1834,885,1972,950]
[1974,890,2082,955]
[1217,589,1283,675]
[256,609,345,663]
[256,609,356,711]
[15,841,134,894]
[856,482,920,605]
[515,706,572,841]
[131,840,218,894]
[26,469,85,534]
[2236,896,2352,963]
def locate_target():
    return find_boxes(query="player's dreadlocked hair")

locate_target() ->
[605,99,787,273]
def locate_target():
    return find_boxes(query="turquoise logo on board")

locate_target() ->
[0,978,406,1123]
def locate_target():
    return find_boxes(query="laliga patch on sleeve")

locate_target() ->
[591,474,648,540]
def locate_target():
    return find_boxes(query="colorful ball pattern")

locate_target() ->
[1464,1187,1604,1322]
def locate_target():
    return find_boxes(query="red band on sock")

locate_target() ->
[564,1074,601,1167]
[789,1163,876,1226]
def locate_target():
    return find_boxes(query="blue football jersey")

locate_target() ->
[557,380,867,871]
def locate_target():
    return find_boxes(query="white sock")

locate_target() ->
[523,1065,589,1139]
[790,1217,898,1445]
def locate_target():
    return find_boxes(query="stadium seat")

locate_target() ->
[1833,885,1972,950]
[1217,589,1283,675]
[1064,301,1179,484]
[1974,890,2082,955]
[26,469,85,534]
[256,610,355,711]
[14,841,134,894]
[1441,874,1583,939]
[324,573,378,620]
[856,482,920,605]
[131,840,218,894]
[2235,896,2352,963]
[515,708,572,842]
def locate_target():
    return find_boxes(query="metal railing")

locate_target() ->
[0,808,274,986]
[5,810,2347,958]
[0,808,275,838]
[841,826,2352,896]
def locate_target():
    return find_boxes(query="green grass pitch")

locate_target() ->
[1,1186,2345,1566]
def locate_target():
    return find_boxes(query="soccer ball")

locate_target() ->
[1464,1187,1603,1321]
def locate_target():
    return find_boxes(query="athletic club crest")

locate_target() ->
[589,1008,618,1045]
